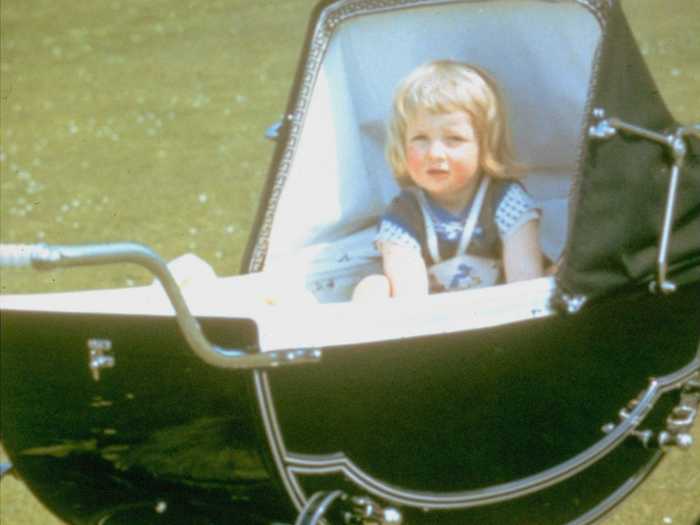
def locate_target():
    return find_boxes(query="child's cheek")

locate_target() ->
[405,146,423,173]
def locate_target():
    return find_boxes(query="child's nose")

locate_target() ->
[427,140,447,158]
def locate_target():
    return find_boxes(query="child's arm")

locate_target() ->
[380,242,430,297]
[502,219,544,282]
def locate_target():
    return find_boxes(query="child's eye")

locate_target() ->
[409,135,429,144]
[446,136,467,145]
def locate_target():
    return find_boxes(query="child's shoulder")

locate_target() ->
[388,187,423,212]
[491,178,527,200]
[381,187,424,224]
[490,178,534,210]
[490,178,539,237]
[377,187,425,244]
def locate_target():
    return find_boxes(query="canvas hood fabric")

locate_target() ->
[559,0,700,301]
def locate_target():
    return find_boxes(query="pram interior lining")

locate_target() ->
[261,0,601,303]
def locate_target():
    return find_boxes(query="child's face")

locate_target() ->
[404,109,480,209]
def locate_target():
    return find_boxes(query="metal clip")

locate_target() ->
[602,372,700,451]
[295,491,402,525]
[344,496,403,525]
[588,109,698,295]
[588,108,617,139]
[656,373,700,450]
[558,292,587,314]
[88,338,114,382]
[667,404,697,431]
[656,430,693,451]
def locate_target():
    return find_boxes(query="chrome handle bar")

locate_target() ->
[0,242,322,369]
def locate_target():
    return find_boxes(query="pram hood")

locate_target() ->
[244,0,700,304]
[559,1,700,299]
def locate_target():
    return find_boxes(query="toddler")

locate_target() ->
[353,60,543,299]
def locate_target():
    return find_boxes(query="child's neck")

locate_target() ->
[426,177,481,215]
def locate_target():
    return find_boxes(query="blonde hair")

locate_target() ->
[386,60,518,185]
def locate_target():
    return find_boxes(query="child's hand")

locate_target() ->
[379,242,429,297]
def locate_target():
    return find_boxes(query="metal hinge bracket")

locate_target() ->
[88,338,115,382]
[589,110,700,294]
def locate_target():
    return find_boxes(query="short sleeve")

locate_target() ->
[494,183,540,239]
[375,191,422,253]
[376,220,421,252]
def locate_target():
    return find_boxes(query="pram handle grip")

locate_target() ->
[0,242,322,370]
[0,243,52,268]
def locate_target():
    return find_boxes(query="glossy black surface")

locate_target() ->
[0,312,293,524]
[268,282,700,523]
[1,283,698,524]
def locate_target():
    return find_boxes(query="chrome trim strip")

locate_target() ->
[265,352,700,509]
[255,370,307,511]
[567,451,662,525]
